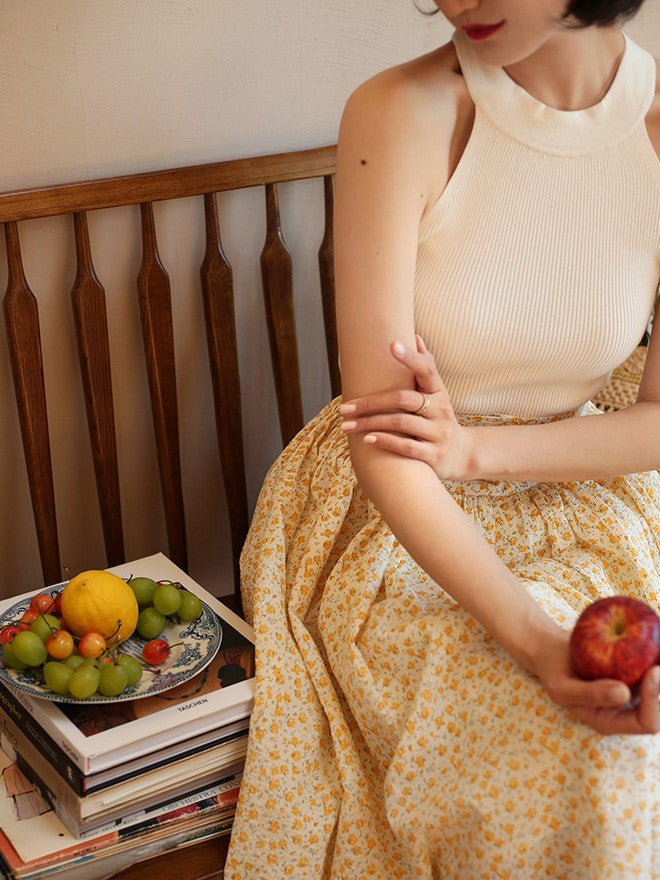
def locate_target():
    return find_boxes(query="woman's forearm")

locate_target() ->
[470,401,660,483]
[349,438,564,675]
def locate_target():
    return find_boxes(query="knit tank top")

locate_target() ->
[413,31,660,418]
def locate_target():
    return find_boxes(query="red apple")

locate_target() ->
[569,596,660,687]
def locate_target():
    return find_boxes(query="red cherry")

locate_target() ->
[29,593,57,614]
[78,631,107,659]
[19,609,40,626]
[142,638,171,665]
[45,629,75,660]
[0,625,19,645]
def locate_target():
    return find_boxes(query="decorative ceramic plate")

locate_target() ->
[0,588,222,703]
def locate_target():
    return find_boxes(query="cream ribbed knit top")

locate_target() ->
[414,31,660,418]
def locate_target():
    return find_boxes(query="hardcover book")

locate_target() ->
[0,745,240,880]
[1,720,246,837]
[0,554,254,777]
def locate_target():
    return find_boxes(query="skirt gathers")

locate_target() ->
[225,398,660,880]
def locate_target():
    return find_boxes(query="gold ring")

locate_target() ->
[414,394,430,415]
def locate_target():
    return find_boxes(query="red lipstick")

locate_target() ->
[462,21,505,41]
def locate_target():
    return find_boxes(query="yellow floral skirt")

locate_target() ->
[225,399,659,880]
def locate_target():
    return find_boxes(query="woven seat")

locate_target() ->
[592,345,647,412]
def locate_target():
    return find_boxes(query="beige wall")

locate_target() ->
[0,2,658,599]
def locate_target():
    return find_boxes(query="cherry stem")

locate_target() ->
[107,620,122,643]
[39,612,58,635]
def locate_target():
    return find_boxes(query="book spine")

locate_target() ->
[0,683,86,794]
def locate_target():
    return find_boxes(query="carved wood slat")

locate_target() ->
[137,203,187,571]
[319,174,340,398]
[260,183,303,446]
[200,192,248,601]
[2,222,61,585]
[71,212,125,567]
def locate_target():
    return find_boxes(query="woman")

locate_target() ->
[226,2,659,877]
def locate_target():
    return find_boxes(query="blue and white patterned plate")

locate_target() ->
[0,588,222,703]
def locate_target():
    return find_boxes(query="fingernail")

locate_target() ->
[341,421,356,432]
[608,684,629,703]
[339,403,356,414]
[364,434,377,444]
[392,341,406,356]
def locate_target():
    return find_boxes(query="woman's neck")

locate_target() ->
[504,27,625,111]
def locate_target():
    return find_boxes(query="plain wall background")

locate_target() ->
[1,1,659,599]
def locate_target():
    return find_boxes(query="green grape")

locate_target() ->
[98,663,128,697]
[177,590,203,622]
[152,583,182,617]
[43,661,74,695]
[30,613,60,643]
[11,631,47,667]
[63,654,86,670]
[3,641,28,671]
[128,576,158,607]
[68,664,101,699]
[137,607,166,639]
[116,654,143,687]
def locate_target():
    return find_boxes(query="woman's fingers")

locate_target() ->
[567,666,660,735]
[340,387,432,418]
[340,338,446,417]
[342,410,436,439]
[636,665,660,732]
[362,433,436,468]
[550,676,631,710]
[390,338,444,394]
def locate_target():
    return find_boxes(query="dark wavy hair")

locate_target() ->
[563,0,646,26]
[415,1,647,27]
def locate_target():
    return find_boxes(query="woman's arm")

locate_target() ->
[335,62,659,734]
[341,327,660,483]
[473,328,660,481]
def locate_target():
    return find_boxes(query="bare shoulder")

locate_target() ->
[646,55,660,159]
[338,41,473,211]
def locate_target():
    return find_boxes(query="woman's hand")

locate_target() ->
[340,336,476,481]
[532,628,660,735]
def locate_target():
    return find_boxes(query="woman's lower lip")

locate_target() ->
[462,22,505,41]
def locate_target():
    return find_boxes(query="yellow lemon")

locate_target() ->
[61,570,139,644]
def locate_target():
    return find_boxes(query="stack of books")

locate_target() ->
[0,553,254,880]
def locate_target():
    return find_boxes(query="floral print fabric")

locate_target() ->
[225,398,659,880]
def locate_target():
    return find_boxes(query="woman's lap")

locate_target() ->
[227,399,659,879]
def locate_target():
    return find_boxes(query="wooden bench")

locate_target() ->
[1,145,339,607]
[0,145,338,879]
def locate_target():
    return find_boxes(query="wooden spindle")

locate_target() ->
[200,192,248,603]
[137,202,187,570]
[319,174,340,398]
[2,222,60,585]
[71,212,125,566]
[260,183,303,446]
